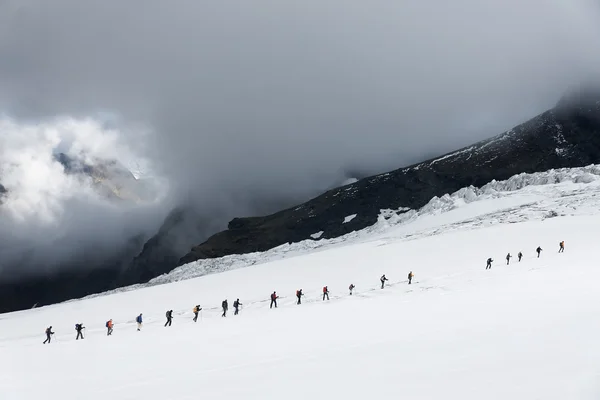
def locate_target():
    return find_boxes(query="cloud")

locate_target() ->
[0,0,599,277]
[0,117,168,277]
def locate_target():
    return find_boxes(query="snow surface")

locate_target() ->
[3,166,600,399]
[343,213,357,223]
[310,231,324,239]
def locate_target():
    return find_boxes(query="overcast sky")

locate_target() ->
[1,0,599,276]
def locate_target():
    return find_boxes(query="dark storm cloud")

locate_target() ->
[0,0,599,276]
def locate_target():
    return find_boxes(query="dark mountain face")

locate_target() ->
[113,207,215,287]
[1,91,599,313]
[180,92,600,263]
[0,234,146,313]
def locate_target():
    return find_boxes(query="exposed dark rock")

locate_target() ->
[180,92,600,263]
[114,207,214,287]
[0,234,146,313]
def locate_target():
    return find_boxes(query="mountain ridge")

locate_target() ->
[178,91,600,264]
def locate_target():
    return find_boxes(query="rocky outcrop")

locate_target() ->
[55,152,157,203]
[180,90,600,263]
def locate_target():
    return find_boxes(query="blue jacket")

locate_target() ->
[136,315,142,323]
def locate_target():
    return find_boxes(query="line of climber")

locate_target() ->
[486,240,565,269]
[41,240,566,343]
[41,271,416,343]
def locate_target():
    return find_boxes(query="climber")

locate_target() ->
[380,274,389,289]
[323,286,330,301]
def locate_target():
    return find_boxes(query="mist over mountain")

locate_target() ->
[0,0,600,310]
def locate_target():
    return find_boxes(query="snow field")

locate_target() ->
[2,210,600,399]
[3,172,600,399]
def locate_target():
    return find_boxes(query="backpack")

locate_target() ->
[233,300,238,307]
[136,315,142,323]
[75,324,80,331]
[106,321,109,328]
[296,290,300,297]
[323,286,327,293]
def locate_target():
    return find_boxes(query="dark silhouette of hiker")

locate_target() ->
[43,326,54,344]
[270,292,278,308]
[349,284,355,295]
[164,310,173,327]
[193,305,202,322]
[518,252,523,262]
[322,286,330,300]
[222,300,228,317]
[233,299,242,315]
[559,241,564,253]
[296,289,303,304]
[408,271,414,284]
[106,319,113,336]
[136,314,143,331]
[75,323,85,340]
[506,253,512,265]
[536,247,542,258]
[486,258,493,270]
[380,275,388,289]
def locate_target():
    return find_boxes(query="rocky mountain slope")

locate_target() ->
[179,90,600,264]
[54,152,157,203]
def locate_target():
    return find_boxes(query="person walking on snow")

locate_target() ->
[75,323,85,340]
[518,251,523,262]
[136,313,143,331]
[164,310,173,327]
[506,253,512,265]
[296,289,303,305]
[380,274,388,289]
[408,271,414,284]
[43,326,54,344]
[323,286,330,301]
[233,299,242,315]
[193,305,202,322]
[486,258,493,270]
[106,319,114,336]
[559,241,565,253]
[270,291,278,309]
[536,246,543,258]
[349,284,355,295]
[222,300,228,317]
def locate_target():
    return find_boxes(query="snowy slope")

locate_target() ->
[102,165,600,292]
[2,166,600,399]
